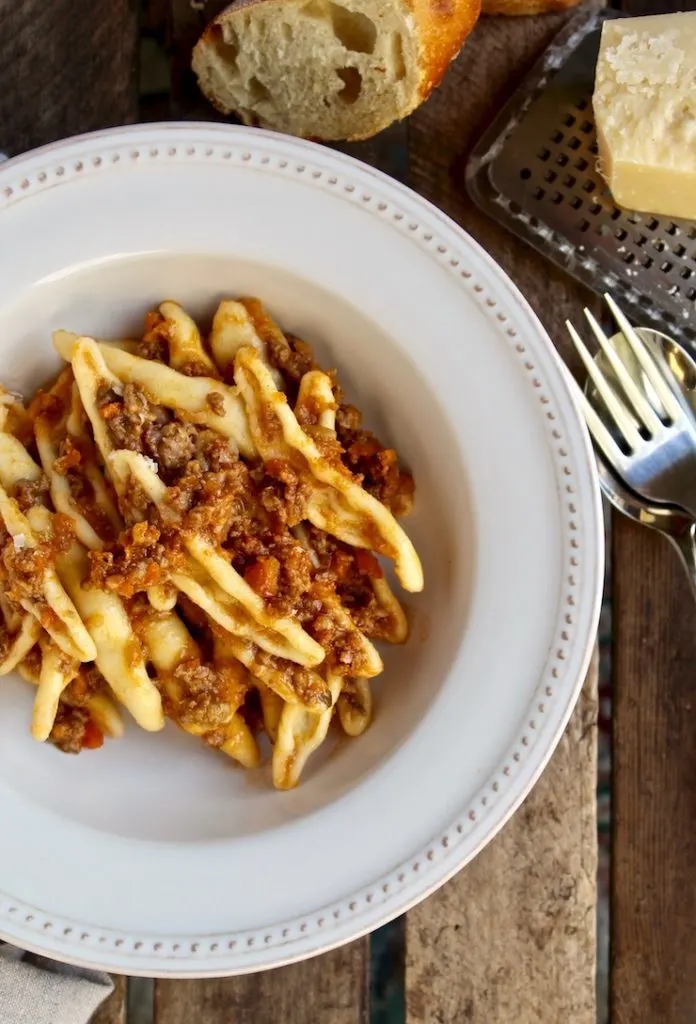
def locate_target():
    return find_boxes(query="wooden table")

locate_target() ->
[0,2,694,1021]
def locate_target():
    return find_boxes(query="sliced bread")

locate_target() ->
[192,0,480,142]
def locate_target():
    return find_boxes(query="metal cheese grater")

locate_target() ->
[466,8,696,344]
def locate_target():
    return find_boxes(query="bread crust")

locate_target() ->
[481,0,581,15]
[193,0,480,138]
[407,0,480,99]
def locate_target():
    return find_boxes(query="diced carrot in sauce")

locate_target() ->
[82,720,104,750]
[355,549,383,579]
[99,402,121,420]
[244,556,280,598]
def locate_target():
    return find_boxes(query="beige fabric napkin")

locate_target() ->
[0,944,113,1024]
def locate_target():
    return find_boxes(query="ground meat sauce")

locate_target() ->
[81,315,416,710]
[164,657,248,736]
[303,525,394,641]
[53,435,119,542]
[260,330,415,517]
[0,513,74,606]
[13,475,50,513]
[47,664,108,753]
[88,520,184,598]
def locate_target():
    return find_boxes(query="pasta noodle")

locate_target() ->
[0,298,421,786]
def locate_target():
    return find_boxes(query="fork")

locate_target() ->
[567,293,696,521]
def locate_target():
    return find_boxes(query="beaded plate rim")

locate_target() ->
[0,123,603,976]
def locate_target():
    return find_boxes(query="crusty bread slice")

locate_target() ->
[192,0,480,142]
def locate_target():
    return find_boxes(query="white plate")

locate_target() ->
[0,123,603,976]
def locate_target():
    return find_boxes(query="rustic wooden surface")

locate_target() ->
[405,664,598,1024]
[155,943,368,1024]
[608,2,696,1023]
[0,0,633,1021]
[0,0,138,156]
[91,977,127,1024]
[403,14,600,1023]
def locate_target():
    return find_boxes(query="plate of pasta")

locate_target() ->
[0,123,602,975]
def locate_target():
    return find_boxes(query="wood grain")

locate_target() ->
[90,977,127,1024]
[408,10,599,370]
[405,13,599,1023]
[155,941,368,1024]
[405,663,598,1024]
[0,0,139,156]
[0,1,138,1021]
[607,3,696,1021]
[611,518,696,1024]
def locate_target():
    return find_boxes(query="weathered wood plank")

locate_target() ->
[90,977,127,1024]
[155,942,368,1024]
[405,13,599,1023]
[408,10,598,369]
[611,518,696,1024]
[608,3,696,1022]
[0,0,139,156]
[0,4,137,1024]
[405,666,597,1024]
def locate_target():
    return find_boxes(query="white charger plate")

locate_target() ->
[0,123,603,976]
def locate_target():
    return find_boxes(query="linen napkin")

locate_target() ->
[0,944,113,1024]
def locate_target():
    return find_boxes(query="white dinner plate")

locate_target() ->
[0,123,603,976]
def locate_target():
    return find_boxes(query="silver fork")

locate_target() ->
[567,293,696,520]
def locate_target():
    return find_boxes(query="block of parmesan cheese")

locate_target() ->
[593,13,696,220]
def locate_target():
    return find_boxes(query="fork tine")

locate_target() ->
[566,319,643,452]
[566,369,626,470]
[582,307,663,435]
[604,293,682,421]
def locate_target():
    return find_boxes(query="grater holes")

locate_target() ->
[562,174,576,189]
[642,256,655,270]
[579,219,590,233]
[665,222,680,236]
[555,153,569,168]
[532,187,545,200]
[579,120,593,134]
[520,168,532,180]
[582,179,596,194]
[680,267,692,279]
[563,113,576,128]
[537,147,551,161]
[622,252,636,265]
[673,244,686,258]
[610,208,622,221]
[647,218,660,231]
[589,142,599,157]
[687,288,696,302]
[544,169,557,184]
[635,234,648,247]
[575,98,589,112]
[550,129,564,144]
[574,157,588,172]
[570,196,583,211]
[551,191,563,205]
[652,239,666,253]
[615,228,627,242]
[568,137,582,151]
[660,260,674,274]
[589,202,602,216]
